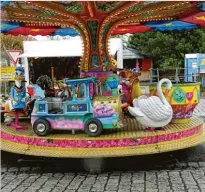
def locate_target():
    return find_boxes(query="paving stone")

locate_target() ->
[188,162,199,168]
[8,167,19,172]
[172,186,185,190]
[198,162,205,167]
[31,167,42,172]
[12,187,28,192]
[187,189,201,192]
[104,191,117,192]
[146,189,158,192]
[197,178,205,184]
[19,167,31,172]
[178,162,188,167]
[146,186,158,190]
[1,167,8,173]
[118,189,130,192]
[78,190,91,192]
[198,183,205,189]
[186,185,200,189]
[131,187,144,192]
[2,153,205,192]
[132,180,145,184]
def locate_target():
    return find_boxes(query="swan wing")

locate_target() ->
[128,106,144,117]
[138,96,173,121]
[133,95,148,108]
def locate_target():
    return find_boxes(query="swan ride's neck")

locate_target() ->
[157,78,172,106]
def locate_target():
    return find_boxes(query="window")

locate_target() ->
[76,83,85,99]
[47,97,63,114]
[38,104,45,112]
[89,82,99,98]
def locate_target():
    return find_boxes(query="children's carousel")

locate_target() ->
[1,1,205,158]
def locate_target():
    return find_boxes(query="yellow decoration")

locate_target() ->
[195,16,205,21]
[202,59,205,65]
[171,118,190,124]
[0,67,15,82]
[31,29,40,32]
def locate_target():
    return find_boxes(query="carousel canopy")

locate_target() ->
[1,1,205,36]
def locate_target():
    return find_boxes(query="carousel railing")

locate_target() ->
[149,67,203,84]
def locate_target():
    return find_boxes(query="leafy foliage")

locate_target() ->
[128,29,205,68]
[1,34,33,66]
[1,34,33,50]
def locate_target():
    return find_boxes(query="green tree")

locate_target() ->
[128,29,205,68]
[1,34,33,66]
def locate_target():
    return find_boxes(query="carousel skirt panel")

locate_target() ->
[1,117,205,158]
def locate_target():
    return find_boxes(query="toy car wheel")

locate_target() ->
[33,119,50,136]
[84,119,103,137]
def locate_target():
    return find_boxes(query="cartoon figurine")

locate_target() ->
[33,84,45,100]
[7,67,28,130]
[118,70,141,113]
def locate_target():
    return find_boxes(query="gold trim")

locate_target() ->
[171,118,191,124]
[1,129,205,158]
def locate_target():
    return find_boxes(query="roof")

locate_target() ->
[123,46,144,59]
[64,77,97,85]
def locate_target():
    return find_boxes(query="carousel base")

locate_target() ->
[1,117,205,158]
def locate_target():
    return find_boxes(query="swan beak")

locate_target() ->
[164,89,170,96]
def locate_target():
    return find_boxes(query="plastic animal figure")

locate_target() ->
[33,84,45,100]
[36,75,53,90]
[128,78,173,131]
[118,70,141,112]
[7,67,28,130]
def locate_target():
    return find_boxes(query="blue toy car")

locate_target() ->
[31,77,121,136]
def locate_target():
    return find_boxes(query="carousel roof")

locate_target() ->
[1,1,205,36]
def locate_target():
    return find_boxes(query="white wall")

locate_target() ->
[20,38,123,67]
[20,38,123,86]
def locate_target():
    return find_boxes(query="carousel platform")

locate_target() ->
[1,117,205,158]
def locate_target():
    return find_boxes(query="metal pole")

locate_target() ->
[5,82,6,95]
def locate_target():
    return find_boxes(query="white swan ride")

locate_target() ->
[128,78,173,131]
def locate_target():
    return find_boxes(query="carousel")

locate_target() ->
[1,1,205,158]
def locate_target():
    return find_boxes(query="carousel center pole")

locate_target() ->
[80,20,114,84]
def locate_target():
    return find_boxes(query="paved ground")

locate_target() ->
[1,143,205,192]
[1,167,205,192]
[1,99,205,192]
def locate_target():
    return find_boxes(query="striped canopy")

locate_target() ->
[1,1,205,36]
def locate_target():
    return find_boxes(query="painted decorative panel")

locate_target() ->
[67,104,87,112]
[91,54,99,68]
[87,20,99,51]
